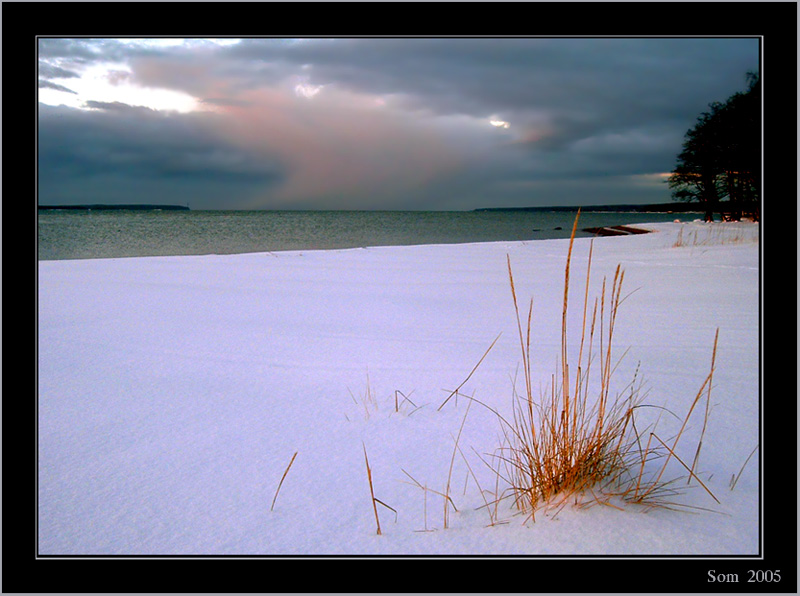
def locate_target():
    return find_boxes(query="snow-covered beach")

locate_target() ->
[37,220,761,559]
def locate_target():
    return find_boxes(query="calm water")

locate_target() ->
[37,209,696,261]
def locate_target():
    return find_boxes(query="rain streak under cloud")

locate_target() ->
[37,37,759,210]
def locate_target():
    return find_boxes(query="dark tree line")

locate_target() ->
[668,72,761,222]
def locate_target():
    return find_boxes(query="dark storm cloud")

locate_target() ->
[38,102,287,208]
[38,79,78,94]
[38,37,161,63]
[68,37,755,133]
[223,37,757,120]
[214,37,759,198]
[37,37,760,209]
[38,62,81,79]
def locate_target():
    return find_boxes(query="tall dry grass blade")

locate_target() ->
[642,332,719,499]
[505,257,545,488]
[648,433,719,504]
[437,333,501,411]
[507,254,533,406]
[628,413,660,501]
[362,442,382,535]
[689,328,719,481]
[506,255,533,405]
[444,398,473,528]
[456,443,499,526]
[401,469,459,511]
[574,239,594,450]
[402,468,458,531]
[730,444,759,490]
[561,209,581,456]
[270,451,298,512]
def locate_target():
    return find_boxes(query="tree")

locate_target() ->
[668,73,760,221]
[717,72,761,220]
[668,107,727,221]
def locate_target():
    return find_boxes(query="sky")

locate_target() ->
[37,37,760,211]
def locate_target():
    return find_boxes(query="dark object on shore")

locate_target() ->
[583,225,651,237]
[38,204,190,211]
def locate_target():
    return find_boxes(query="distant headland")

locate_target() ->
[38,204,190,211]
[474,202,702,213]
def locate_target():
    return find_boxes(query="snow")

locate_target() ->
[37,221,761,557]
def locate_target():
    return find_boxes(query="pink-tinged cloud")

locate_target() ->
[204,85,472,209]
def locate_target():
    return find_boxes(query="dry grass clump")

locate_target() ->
[673,222,759,247]
[361,211,724,531]
[487,212,720,521]
[347,371,420,421]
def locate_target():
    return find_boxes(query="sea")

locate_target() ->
[37,209,699,261]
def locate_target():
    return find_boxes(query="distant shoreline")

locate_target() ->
[38,204,190,211]
[474,202,702,213]
[37,202,699,213]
